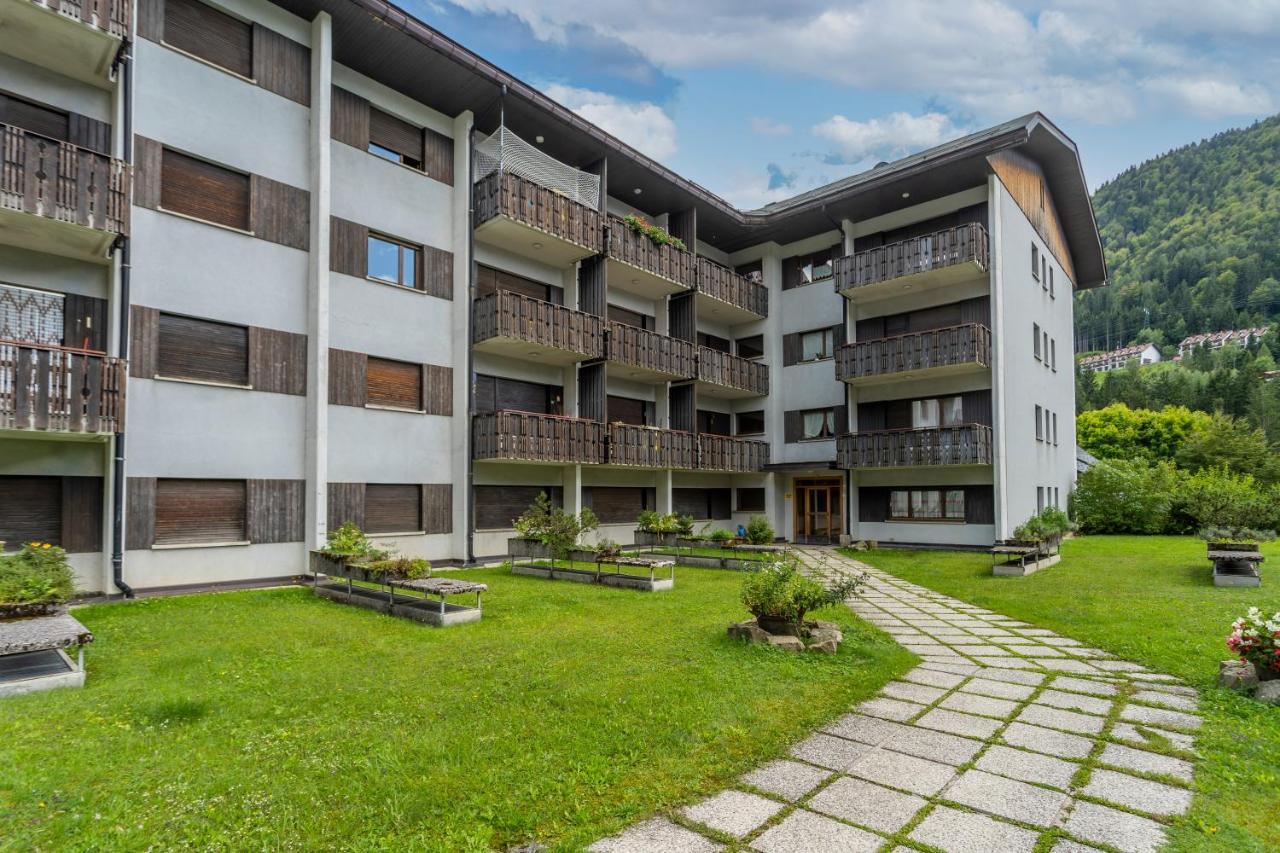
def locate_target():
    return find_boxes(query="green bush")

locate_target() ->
[1013,507,1073,542]
[703,526,736,544]
[0,542,77,605]
[741,558,863,626]
[744,516,774,545]
[1173,466,1272,532]
[513,493,599,567]
[321,522,388,561]
[636,511,692,535]
[1076,403,1210,463]
[361,557,431,580]
[1071,458,1183,534]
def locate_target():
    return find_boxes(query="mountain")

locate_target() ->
[1074,114,1280,353]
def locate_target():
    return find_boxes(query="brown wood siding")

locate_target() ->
[327,482,365,530]
[161,148,250,230]
[252,25,310,106]
[668,291,695,342]
[366,356,422,410]
[61,476,104,553]
[154,478,246,545]
[248,326,306,396]
[422,484,452,534]
[0,475,61,548]
[327,348,367,407]
[669,383,695,433]
[584,486,653,525]
[125,477,155,549]
[577,362,606,423]
[164,0,253,78]
[137,0,164,41]
[369,108,422,162]
[246,479,304,543]
[422,245,453,300]
[158,313,248,385]
[63,293,108,352]
[988,149,1076,283]
[667,208,696,248]
[67,113,111,156]
[331,86,370,149]
[330,217,368,277]
[423,127,453,186]
[250,174,309,250]
[473,485,560,530]
[132,135,163,210]
[577,255,606,316]
[364,483,422,534]
[423,364,452,416]
[129,305,159,379]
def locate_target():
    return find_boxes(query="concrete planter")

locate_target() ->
[0,602,67,619]
[508,538,553,559]
[728,618,843,654]
[634,531,678,547]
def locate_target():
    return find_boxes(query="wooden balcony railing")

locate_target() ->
[0,124,129,236]
[0,342,124,434]
[836,424,993,469]
[696,258,768,318]
[606,216,696,289]
[696,347,769,396]
[473,290,604,359]
[608,423,696,468]
[472,411,605,464]
[834,222,988,293]
[607,322,696,378]
[30,0,131,37]
[836,324,992,382]
[697,434,770,472]
[473,171,604,255]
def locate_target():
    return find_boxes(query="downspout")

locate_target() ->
[110,44,135,598]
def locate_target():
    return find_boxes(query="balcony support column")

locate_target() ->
[451,107,475,560]
[655,469,673,516]
[987,174,1010,539]
[562,463,584,537]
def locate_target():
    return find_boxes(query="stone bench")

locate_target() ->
[991,541,1059,576]
[0,612,93,697]
[1209,550,1264,587]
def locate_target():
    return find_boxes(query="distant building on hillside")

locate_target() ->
[1176,327,1270,359]
[1078,343,1162,373]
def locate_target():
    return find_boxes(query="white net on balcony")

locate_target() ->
[473,126,602,211]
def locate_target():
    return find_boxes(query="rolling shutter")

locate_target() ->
[0,476,62,547]
[0,94,69,142]
[366,357,422,410]
[164,0,253,78]
[736,488,765,513]
[158,313,248,385]
[160,148,250,230]
[364,483,422,534]
[369,108,422,164]
[584,486,652,525]
[154,479,247,545]
[607,395,646,426]
[473,486,562,530]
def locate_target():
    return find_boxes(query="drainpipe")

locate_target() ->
[110,44,135,598]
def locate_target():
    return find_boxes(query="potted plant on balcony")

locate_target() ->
[622,214,686,252]
[730,556,863,653]
[509,492,599,570]
[0,542,77,619]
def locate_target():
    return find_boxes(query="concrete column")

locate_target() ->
[449,109,474,560]
[654,381,670,427]
[303,12,332,549]
[655,469,673,514]
[759,243,784,463]
[988,174,1009,539]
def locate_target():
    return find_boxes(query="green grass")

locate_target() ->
[0,565,911,851]
[851,535,1280,852]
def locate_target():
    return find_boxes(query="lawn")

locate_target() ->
[852,535,1280,853]
[0,564,911,851]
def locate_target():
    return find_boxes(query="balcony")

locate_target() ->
[695,258,768,323]
[836,424,993,469]
[836,324,992,385]
[472,290,604,364]
[834,223,989,302]
[697,434,770,472]
[0,124,130,261]
[0,0,129,86]
[0,342,124,436]
[606,217,695,299]
[608,423,696,469]
[472,411,605,465]
[695,347,769,399]
[473,171,604,267]
[606,322,696,382]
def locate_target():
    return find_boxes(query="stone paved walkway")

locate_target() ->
[590,548,1201,853]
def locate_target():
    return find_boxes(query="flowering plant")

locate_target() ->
[1226,607,1280,675]
[0,542,76,605]
[622,214,687,251]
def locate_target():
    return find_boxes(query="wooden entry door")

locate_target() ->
[795,478,843,544]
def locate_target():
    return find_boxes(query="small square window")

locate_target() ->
[367,234,422,289]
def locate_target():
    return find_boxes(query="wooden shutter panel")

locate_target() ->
[422,245,453,300]
[669,292,695,342]
[68,113,111,155]
[64,294,107,352]
[365,483,422,534]
[832,404,848,436]
[330,217,368,277]
[423,364,452,416]
[331,86,370,148]
[252,25,310,106]
[783,410,802,443]
[577,255,606,316]
[782,333,800,367]
[327,482,365,530]
[250,174,309,250]
[965,486,995,524]
[832,322,847,348]
[247,479,305,543]
[0,475,62,547]
[164,0,253,77]
[328,349,367,407]
[154,479,247,545]
[161,148,250,230]
[129,306,159,378]
[423,127,454,185]
[133,135,163,210]
[248,326,306,395]
[781,255,800,290]
[61,476,103,553]
[960,295,991,326]
[669,383,695,432]
[577,363,606,422]
[962,390,993,426]
[422,484,452,534]
[858,487,889,523]
[366,357,422,410]
[125,477,156,549]
[158,313,249,385]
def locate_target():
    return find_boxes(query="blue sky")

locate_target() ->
[411,0,1278,208]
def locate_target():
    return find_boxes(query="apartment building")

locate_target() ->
[0,0,1106,593]
[1078,342,1162,373]
[1176,327,1269,359]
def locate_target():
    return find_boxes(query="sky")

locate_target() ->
[409,0,1279,209]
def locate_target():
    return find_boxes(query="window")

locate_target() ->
[889,489,964,521]
[367,234,421,289]
[736,487,766,513]
[1050,338,1057,370]
[585,486,654,524]
[1049,266,1055,298]
[800,408,836,440]
[698,409,731,435]
[783,246,839,289]
[1041,256,1047,287]
[157,313,248,386]
[164,0,253,78]
[1035,404,1044,441]
[154,478,247,546]
[473,486,561,530]
[364,484,422,534]
[698,332,732,353]
[1052,412,1059,446]
[368,107,423,170]
[736,334,764,360]
[0,475,61,547]
[1031,244,1040,280]
[366,356,423,410]
[478,264,557,303]
[913,396,963,429]
[1037,486,1045,512]
[1043,330,1050,365]
[1033,323,1042,360]
[160,148,250,230]
[799,327,835,362]
[735,260,763,284]
[674,488,731,520]
[736,410,765,435]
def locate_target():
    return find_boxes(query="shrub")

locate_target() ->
[1198,527,1276,545]
[1176,413,1280,485]
[321,522,388,561]
[1071,458,1183,534]
[1076,403,1209,463]
[513,492,599,567]
[1172,466,1272,533]
[744,516,774,545]
[596,538,622,558]
[1013,507,1072,543]
[703,526,736,544]
[741,558,863,626]
[0,542,76,605]
[636,511,690,535]
[361,557,431,580]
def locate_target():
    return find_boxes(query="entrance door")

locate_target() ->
[795,479,843,544]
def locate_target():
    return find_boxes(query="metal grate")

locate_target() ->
[474,126,601,210]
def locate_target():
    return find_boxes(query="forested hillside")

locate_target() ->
[1074,115,1280,352]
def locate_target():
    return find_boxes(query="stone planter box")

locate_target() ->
[312,582,482,626]
[1207,542,1264,587]
[508,538,553,559]
[634,530,678,547]
[993,553,1061,577]
[0,602,68,620]
[728,618,843,654]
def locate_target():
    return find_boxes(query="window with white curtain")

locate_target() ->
[800,327,834,361]
[889,488,965,520]
[801,408,835,440]
[912,395,963,428]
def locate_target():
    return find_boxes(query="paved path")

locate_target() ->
[590,548,1200,853]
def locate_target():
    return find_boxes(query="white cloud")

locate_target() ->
[1141,77,1275,118]
[814,112,969,163]
[541,84,678,161]
[750,117,793,137]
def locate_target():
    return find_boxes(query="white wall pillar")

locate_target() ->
[988,174,1009,539]
[655,469,673,514]
[450,109,474,560]
[304,12,332,549]
[562,464,583,519]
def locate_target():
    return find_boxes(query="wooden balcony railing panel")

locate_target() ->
[836,324,992,382]
[0,342,124,434]
[834,222,989,293]
[606,217,696,289]
[836,424,993,469]
[472,411,605,464]
[697,434,770,472]
[695,258,768,318]
[31,0,131,36]
[473,171,604,255]
[608,424,696,469]
[473,290,604,359]
[607,322,696,378]
[0,124,129,236]
[696,347,769,396]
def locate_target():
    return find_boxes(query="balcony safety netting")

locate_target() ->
[473,127,601,211]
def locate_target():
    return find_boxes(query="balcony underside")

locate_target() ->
[842,359,989,387]
[605,257,689,300]
[839,260,986,303]
[607,356,691,383]
[0,207,116,263]
[472,333,592,366]
[694,378,761,400]
[694,289,762,325]
[0,0,122,86]
[474,214,598,268]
